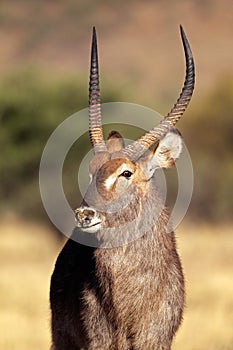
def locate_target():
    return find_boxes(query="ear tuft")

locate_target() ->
[106,130,125,153]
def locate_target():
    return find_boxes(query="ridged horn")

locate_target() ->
[121,25,195,161]
[89,27,107,153]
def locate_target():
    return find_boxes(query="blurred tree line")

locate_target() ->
[181,76,233,222]
[0,69,121,224]
[0,70,232,226]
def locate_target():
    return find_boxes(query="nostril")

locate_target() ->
[84,216,91,223]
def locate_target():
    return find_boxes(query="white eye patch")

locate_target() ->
[104,164,133,189]
[104,174,116,189]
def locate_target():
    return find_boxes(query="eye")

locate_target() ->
[120,170,133,179]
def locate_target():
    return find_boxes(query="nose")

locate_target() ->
[74,206,102,233]
[74,207,100,228]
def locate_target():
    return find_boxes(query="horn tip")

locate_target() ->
[91,26,98,62]
[179,24,186,43]
[179,24,193,59]
[179,24,184,34]
[92,26,97,43]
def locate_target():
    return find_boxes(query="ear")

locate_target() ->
[138,130,182,179]
[106,130,125,153]
[152,129,183,168]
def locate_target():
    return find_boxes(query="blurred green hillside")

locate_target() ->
[0,70,232,223]
[0,69,122,220]
[181,76,233,222]
[0,0,232,225]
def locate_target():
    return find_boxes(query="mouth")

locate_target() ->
[75,216,102,233]
[78,221,102,233]
[80,221,101,231]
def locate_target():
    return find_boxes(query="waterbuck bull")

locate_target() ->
[50,25,195,350]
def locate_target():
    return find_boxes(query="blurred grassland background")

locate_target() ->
[0,0,232,349]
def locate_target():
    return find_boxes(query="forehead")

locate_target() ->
[89,152,110,175]
[89,155,136,177]
[99,158,135,176]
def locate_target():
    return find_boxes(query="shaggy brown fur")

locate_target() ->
[50,132,185,350]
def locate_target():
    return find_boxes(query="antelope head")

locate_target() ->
[75,26,195,241]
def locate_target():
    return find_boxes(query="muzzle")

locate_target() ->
[74,206,102,233]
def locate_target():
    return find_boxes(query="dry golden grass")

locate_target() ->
[0,218,61,350]
[0,218,232,350]
[174,223,233,350]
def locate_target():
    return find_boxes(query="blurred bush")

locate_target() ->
[0,69,121,222]
[181,76,233,222]
[0,70,232,224]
